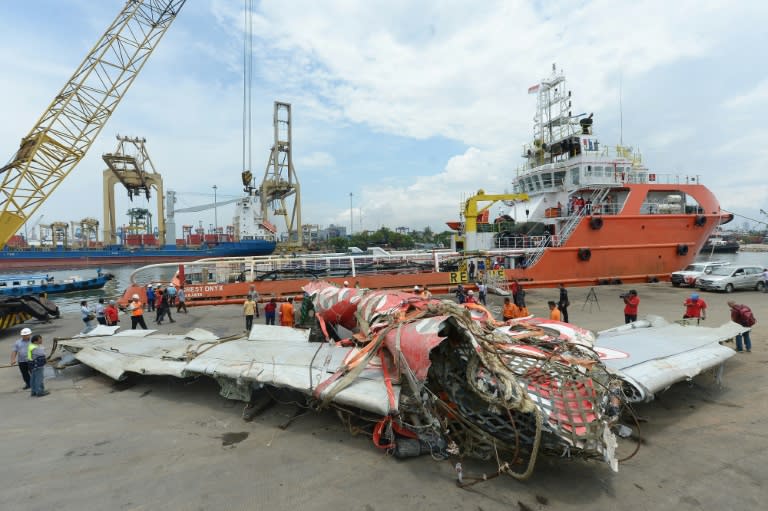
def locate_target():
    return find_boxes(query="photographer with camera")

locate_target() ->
[621,289,640,324]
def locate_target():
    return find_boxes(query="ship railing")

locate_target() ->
[130,252,467,285]
[523,235,552,268]
[494,235,549,250]
[556,207,586,244]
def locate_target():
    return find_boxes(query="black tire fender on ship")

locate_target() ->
[677,244,689,256]
[577,248,592,261]
[589,216,604,230]
[694,215,707,227]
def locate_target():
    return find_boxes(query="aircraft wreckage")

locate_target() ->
[56,282,745,481]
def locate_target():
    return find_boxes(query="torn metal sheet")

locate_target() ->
[58,288,741,479]
[60,334,217,381]
[60,326,397,416]
[248,324,310,342]
[595,316,743,402]
[303,281,622,475]
[184,340,398,415]
[77,325,121,337]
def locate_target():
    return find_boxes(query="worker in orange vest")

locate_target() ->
[279,297,295,327]
[129,294,148,330]
[548,301,562,321]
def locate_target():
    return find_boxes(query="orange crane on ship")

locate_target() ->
[0,0,187,250]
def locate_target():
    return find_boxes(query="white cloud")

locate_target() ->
[297,151,336,170]
[723,78,768,109]
[1,0,767,239]
[324,146,517,230]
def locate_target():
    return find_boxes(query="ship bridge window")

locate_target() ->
[542,172,553,188]
[554,170,566,186]
[593,166,604,176]
[524,176,535,192]
[570,167,580,185]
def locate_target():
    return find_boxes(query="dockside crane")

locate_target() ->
[0,0,186,250]
[259,102,303,247]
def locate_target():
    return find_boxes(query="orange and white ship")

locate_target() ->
[120,66,728,306]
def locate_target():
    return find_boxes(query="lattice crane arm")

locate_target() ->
[0,0,186,249]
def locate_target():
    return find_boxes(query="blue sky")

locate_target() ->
[1,0,767,239]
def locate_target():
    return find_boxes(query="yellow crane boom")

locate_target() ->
[0,0,186,249]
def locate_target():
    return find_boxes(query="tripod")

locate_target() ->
[582,287,600,312]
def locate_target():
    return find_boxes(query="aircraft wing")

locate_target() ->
[595,316,744,402]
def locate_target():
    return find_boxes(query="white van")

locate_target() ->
[670,261,729,287]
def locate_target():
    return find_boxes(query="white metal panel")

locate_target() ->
[595,317,742,401]
[247,324,311,342]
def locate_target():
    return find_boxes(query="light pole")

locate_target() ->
[349,192,353,237]
[213,185,218,236]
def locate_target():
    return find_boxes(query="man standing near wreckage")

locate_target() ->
[683,293,707,323]
[129,294,148,330]
[10,327,33,390]
[728,300,756,353]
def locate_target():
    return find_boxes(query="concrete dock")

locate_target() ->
[1,283,765,510]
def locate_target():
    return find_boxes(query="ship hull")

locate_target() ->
[118,211,722,307]
[0,241,277,269]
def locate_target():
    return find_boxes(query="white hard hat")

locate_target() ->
[21,328,32,336]
[147,284,153,288]
[343,281,349,285]
[413,285,420,291]
[468,290,474,295]
[132,294,140,300]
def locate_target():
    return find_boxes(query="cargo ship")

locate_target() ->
[120,66,729,304]
[1,195,277,269]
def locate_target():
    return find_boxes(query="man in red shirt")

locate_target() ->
[264,298,277,325]
[683,293,707,323]
[622,290,640,324]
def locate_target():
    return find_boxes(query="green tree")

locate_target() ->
[328,237,348,252]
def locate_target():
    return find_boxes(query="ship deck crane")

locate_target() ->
[0,0,186,250]
[460,190,530,252]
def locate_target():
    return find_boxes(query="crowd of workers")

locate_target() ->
[7,277,760,398]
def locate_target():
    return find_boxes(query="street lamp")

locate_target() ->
[213,185,218,237]
[349,192,353,237]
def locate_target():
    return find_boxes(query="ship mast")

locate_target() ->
[527,64,581,168]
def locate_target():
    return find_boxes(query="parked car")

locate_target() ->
[696,265,766,293]
[671,261,730,287]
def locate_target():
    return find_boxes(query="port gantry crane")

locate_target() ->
[0,0,186,250]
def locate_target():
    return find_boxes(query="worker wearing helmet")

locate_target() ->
[683,293,707,323]
[10,327,33,389]
[129,294,148,330]
[146,285,156,312]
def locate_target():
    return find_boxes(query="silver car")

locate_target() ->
[696,265,766,293]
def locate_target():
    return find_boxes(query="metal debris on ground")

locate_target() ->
[54,282,744,481]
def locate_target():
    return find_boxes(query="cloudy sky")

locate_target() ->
[1,0,767,239]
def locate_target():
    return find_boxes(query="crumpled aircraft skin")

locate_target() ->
[303,281,621,477]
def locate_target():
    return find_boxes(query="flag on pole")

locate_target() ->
[527,84,540,94]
